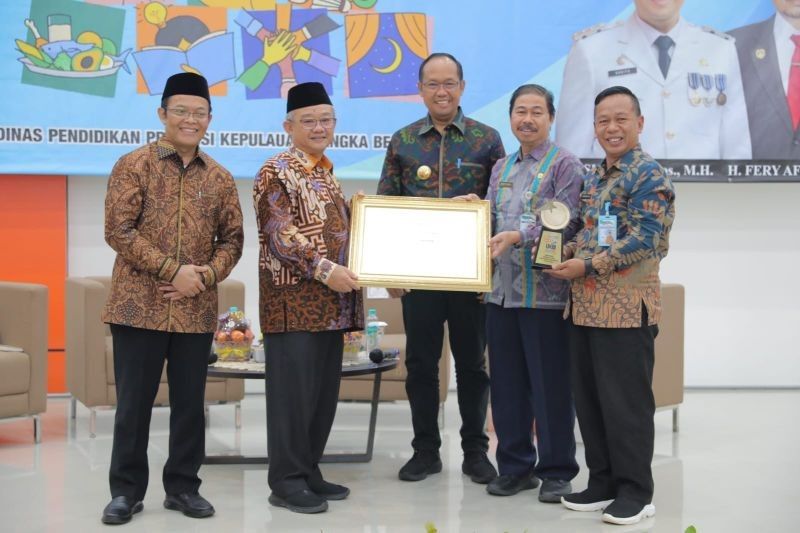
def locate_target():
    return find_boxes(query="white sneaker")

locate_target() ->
[602,502,656,525]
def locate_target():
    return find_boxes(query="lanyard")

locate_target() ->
[494,145,559,213]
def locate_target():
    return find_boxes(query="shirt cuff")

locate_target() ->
[158,257,181,282]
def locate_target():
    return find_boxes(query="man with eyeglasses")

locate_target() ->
[101,72,244,525]
[254,81,363,514]
[377,52,505,485]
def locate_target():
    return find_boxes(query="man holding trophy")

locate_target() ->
[547,86,675,526]
[472,84,583,502]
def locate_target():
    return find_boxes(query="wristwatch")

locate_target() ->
[584,257,594,276]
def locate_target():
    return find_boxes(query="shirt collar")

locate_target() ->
[418,107,466,136]
[289,146,333,172]
[774,11,798,44]
[634,13,685,45]
[599,144,641,177]
[155,138,208,167]
[519,138,553,162]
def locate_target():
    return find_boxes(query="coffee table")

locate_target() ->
[203,358,398,465]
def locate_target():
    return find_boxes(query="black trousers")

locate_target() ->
[568,312,658,505]
[265,330,343,496]
[402,290,489,453]
[109,324,212,501]
[486,304,578,480]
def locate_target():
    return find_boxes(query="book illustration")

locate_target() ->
[133,1,235,95]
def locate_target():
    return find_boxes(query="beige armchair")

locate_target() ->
[654,283,685,432]
[0,282,48,443]
[338,296,450,406]
[66,276,245,437]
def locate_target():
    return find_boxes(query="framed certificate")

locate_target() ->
[348,195,491,292]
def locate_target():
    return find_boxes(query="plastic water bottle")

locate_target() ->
[365,308,380,355]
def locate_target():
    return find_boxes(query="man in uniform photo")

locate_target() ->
[556,0,751,160]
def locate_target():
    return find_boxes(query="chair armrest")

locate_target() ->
[0,281,48,413]
[66,277,110,407]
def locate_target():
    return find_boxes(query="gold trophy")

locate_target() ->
[533,200,570,269]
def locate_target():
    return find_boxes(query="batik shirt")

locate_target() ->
[485,140,584,309]
[102,140,244,333]
[377,108,505,198]
[253,147,363,334]
[565,145,676,328]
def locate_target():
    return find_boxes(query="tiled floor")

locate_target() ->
[1,389,798,532]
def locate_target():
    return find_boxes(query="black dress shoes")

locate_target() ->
[101,496,143,525]
[269,489,328,514]
[308,479,350,500]
[163,492,215,518]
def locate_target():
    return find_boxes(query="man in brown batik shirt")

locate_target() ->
[100,72,243,525]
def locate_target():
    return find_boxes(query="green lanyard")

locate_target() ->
[494,145,560,213]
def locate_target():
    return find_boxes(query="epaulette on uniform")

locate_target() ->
[700,25,733,40]
[572,20,624,41]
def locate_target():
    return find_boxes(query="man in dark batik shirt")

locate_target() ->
[377,52,505,485]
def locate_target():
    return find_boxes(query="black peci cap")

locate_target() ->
[286,81,332,113]
[162,72,210,104]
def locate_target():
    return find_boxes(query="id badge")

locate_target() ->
[519,212,536,232]
[598,214,617,247]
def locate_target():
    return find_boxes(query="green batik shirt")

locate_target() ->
[377,108,505,198]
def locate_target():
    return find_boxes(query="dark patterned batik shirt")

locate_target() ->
[377,108,505,199]
[253,147,363,334]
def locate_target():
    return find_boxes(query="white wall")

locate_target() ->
[68,176,800,387]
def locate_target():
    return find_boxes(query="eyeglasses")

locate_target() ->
[421,81,461,92]
[165,107,210,120]
[292,117,337,130]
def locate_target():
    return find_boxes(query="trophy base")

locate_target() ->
[532,229,563,270]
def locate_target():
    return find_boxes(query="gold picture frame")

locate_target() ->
[348,195,492,292]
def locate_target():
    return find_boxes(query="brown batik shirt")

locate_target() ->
[102,139,244,333]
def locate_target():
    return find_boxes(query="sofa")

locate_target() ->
[65,276,245,437]
[654,283,685,432]
[0,282,48,443]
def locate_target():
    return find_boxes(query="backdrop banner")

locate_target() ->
[0,0,793,181]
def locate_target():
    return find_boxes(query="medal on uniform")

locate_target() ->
[533,200,570,269]
[700,74,714,107]
[755,48,766,60]
[687,73,702,106]
[715,74,727,105]
[416,165,432,180]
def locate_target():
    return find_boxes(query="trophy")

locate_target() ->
[533,200,570,269]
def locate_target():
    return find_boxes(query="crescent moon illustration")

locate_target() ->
[372,38,403,74]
